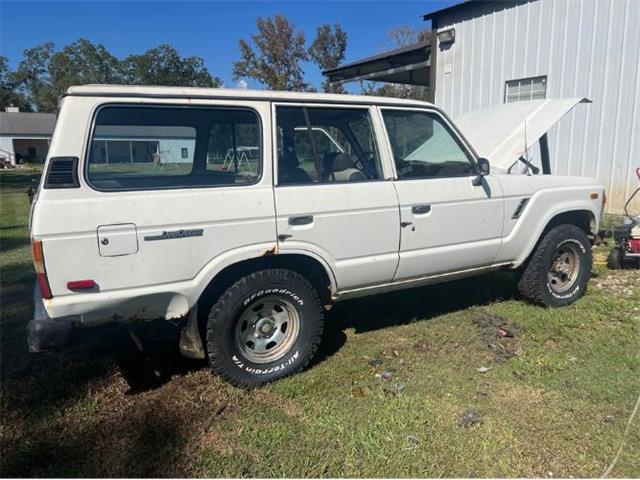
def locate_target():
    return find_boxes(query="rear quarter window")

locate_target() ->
[86,105,261,191]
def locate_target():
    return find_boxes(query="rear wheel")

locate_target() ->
[206,269,324,388]
[518,224,592,307]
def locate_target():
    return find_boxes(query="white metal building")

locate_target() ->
[326,0,639,214]
[428,0,639,214]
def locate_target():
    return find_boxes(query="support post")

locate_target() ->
[540,133,551,174]
[428,25,438,104]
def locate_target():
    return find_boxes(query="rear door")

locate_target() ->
[273,103,400,290]
[378,107,504,280]
[37,98,276,299]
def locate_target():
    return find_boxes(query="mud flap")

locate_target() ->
[179,306,205,359]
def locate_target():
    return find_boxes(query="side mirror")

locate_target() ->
[473,158,490,185]
[477,157,490,175]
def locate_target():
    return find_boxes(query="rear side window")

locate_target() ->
[275,106,381,185]
[87,106,261,191]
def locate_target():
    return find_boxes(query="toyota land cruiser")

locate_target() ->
[28,85,604,387]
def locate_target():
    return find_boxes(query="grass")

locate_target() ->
[0,168,638,477]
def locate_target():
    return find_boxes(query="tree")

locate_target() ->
[233,15,309,91]
[364,26,430,101]
[49,39,122,98]
[309,23,348,93]
[0,57,32,111]
[121,45,220,87]
[9,40,221,112]
[11,43,57,112]
[386,26,429,48]
[11,39,122,112]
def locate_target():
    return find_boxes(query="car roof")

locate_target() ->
[65,84,435,108]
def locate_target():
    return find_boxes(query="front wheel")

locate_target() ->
[206,269,324,388]
[518,224,592,307]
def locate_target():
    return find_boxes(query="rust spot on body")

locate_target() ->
[263,245,278,256]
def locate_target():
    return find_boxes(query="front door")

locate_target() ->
[379,107,504,280]
[273,104,400,291]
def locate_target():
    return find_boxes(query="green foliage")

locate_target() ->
[11,43,57,112]
[50,39,121,92]
[6,40,220,112]
[121,45,221,87]
[233,15,309,91]
[0,56,32,111]
[309,24,348,93]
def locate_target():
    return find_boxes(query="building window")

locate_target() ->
[505,76,547,103]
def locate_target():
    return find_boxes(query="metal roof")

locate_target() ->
[423,0,529,22]
[323,40,431,86]
[422,1,478,21]
[0,112,56,136]
[65,84,435,107]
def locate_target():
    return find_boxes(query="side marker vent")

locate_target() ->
[512,198,530,219]
[44,157,80,189]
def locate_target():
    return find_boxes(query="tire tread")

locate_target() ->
[206,268,324,388]
[518,224,592,307]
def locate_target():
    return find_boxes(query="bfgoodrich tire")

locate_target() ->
[518,224,592,307]
[206,269,324,388]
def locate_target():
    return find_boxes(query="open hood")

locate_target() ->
[454,98,590,172]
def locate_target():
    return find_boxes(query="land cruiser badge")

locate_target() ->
[144,228,204,241]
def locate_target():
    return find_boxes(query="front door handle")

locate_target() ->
[411,205,431,215]
[289,215,314,226]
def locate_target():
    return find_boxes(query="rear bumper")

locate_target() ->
[27,285,76,353]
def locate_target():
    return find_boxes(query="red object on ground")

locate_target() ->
[628,238,640,254]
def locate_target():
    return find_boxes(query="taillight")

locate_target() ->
[32,239,52,299]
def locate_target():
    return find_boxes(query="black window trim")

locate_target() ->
[272,103,387,188]
[83,102,264,193]
[379,106,480,181]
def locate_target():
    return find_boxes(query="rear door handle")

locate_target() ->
[411,205,431,215]
[289,215,314,226]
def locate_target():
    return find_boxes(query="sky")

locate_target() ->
[0,0,457,91]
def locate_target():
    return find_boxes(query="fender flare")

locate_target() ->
[189,242,339,306]
[512,203,597,267]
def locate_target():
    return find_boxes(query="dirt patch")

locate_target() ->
[594,271,640,298]
[473,312,522,363]
[0,358,245,477]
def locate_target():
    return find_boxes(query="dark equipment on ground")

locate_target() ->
[599,167,640,269]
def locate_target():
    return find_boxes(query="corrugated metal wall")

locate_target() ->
[0,136,15,159]
[434,0,640,214]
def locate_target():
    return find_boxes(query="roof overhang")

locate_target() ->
[323,40,431,87]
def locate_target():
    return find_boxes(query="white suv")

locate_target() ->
[29,85,604,387]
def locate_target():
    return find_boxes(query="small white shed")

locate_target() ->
[0,109,56,165]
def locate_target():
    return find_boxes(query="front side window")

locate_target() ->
[87,106,260,191]
[275,106,381,185]
[382,109,475,179]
